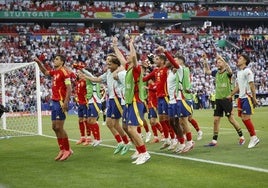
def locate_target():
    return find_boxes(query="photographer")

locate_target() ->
[0,104,9,118]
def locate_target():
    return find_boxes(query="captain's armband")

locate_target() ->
[64,78,71,85]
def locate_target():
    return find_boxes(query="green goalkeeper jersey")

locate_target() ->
[213,70,232,99]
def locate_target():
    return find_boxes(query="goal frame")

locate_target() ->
[0,62,42,136]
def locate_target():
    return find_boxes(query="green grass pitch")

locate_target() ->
[1,107,268,188]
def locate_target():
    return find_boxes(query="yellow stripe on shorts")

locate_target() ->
[133,101,144,126]
[114,97,123,116]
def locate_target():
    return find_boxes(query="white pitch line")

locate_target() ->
[147,151,268,173]
[42,135,268,173]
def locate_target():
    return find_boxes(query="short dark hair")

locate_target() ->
[240,53,250,65]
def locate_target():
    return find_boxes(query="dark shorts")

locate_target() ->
[51,100,66,121]
[237,97,254,117]
[148,107,158,119]
[125,102,145,126]
[87,102,101,118]
[177,99,192,117]
[168,103,178,118]
[106,98,122,119]
[157,97,169,115]
[78,104,88,118]
[214,98,233,117]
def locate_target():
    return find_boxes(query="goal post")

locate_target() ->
[0,62,42,139]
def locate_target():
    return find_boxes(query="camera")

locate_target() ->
[0,104,9,118]
[147,53,155,64]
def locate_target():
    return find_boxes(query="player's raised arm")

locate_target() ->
[79,69,102,83]
[33,56,50,76]
[129,36,138,67]
[112,36,128,67]
[202,53,212,75]
[157,46,179,69]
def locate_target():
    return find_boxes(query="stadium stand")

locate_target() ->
[0,0,267,111]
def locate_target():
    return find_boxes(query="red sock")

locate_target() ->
[91,123,100,140]
[160,120,169,139]
[114,134,122,143]
[79,121,85,137]
[242,119,256,136]
[189,118,200,132]
[136,146,141,153]
[177,136,185,144]
[63,137,70,151]
[151,124,158,136]
[121,135,129,144]
[185,132,192,141]
[85,121,91,136]
[57,138,64,150]
[143,121,150,132]
[155,122,163,133]
[137,145,146,153]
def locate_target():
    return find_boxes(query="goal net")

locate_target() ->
[0,62,42,139]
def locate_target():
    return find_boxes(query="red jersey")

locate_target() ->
[76,79,87,105]
[49,67,70,101]
[147,82,157,108]
[143,67,168,98]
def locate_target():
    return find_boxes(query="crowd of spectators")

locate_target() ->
[1,22,268,112]
[0,0,267,111]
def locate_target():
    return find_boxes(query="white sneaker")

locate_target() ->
[167,139,178,150]
[174,143,185,153]
[135,152,151,165]
[102,122,106,126]
[197,130,203,141]
[160,139,171,150]
[131,150,139,160]
[92,140,102,147]
[132,154,142,164]
[248,136,260,149]
[145,132,152,143]
[182,140,194,153]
